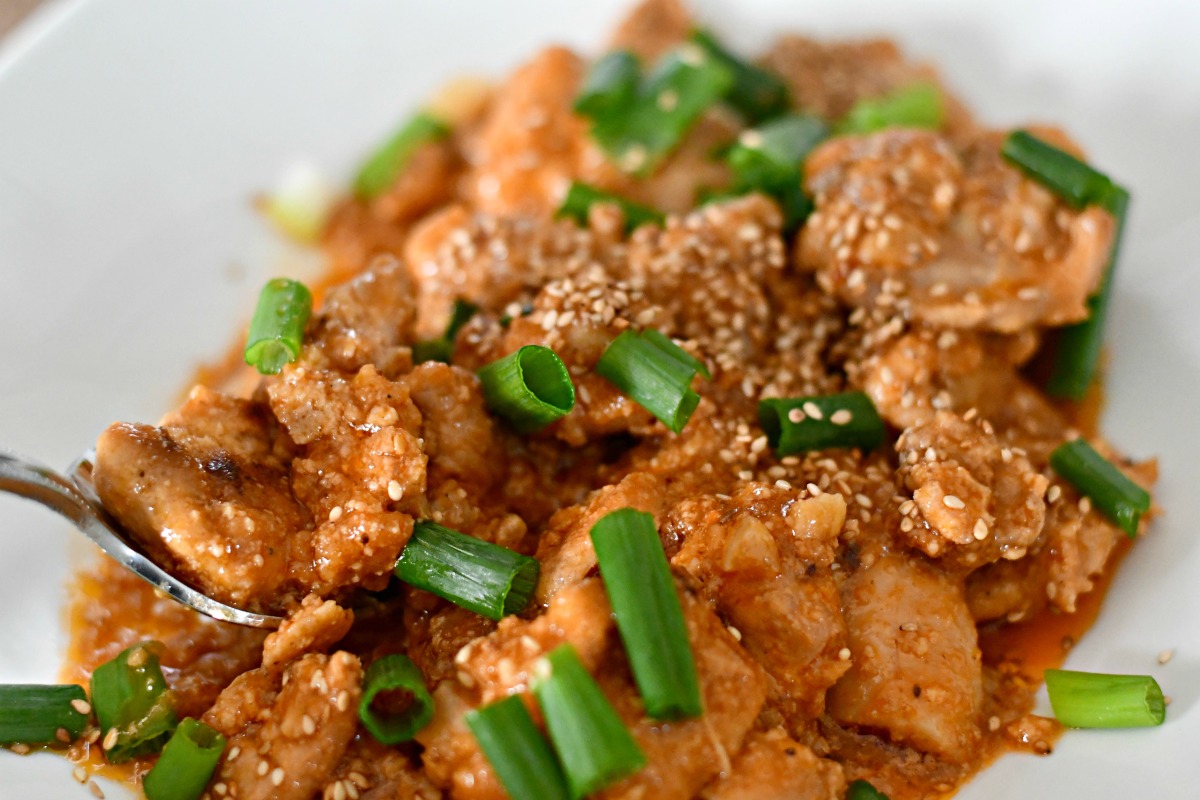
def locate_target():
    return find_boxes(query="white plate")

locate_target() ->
[0,1,1196,797]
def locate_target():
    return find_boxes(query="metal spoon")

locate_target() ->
[0,449,282,629]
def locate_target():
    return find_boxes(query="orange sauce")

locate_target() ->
[979,538,1132,680]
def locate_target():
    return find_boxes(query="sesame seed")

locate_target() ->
[657,90,678,111]
[973,519,989,540]
[899,622,918,632]
[336,690,350,712]
[855,493,872,508]
[73,767,88,784]
[787,408,805,423]
[302,715,316,736]
[333,782,347,800]
[56,727,71,743]
[386,481,403,502]
[727,625,742,641]
[329,505,344,522]
[257,761,270,777]
[102,728,118,751]
[838,647,852,661]
[1158,649,1174,665]
[830,409,853,425]
[126,648,147,668]
[1047,485,1062,503]
[738,130,764,149]
[271,767,285,787]
[988,715,1001,732]
[802,401,823,420]
[10,743,29,755]
[806,482,822,496]
[900,517,914,532]
[943,494,966,510]
[1079,496,1092,514]
[71,699,91,715]
[88,780,105,799]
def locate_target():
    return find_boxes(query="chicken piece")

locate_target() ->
[828,554,983,762]
[762,36,976,141]
[799,129,1115,333]
[368,139,461,226]
[968,454,1155,621]
[534,471,665,603]
[402,362,504,496]
[93,387,309,612]
[623,196,786,373]
[323,736,444,800]
[606,0,693,64]
[462,46,588,217]
[671,485,850,716]
[209,652,363,800]
[268,364,426,595]
[417,581,617,799]
[305,255,419,376]
[596,580,769,800]
[262,594,354,668]
[401,204,620,337]
[699,729,846,800]
[405,605,498,687]
[896,411,1048,569]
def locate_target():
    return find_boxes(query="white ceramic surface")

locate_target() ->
[0,1,1196,797]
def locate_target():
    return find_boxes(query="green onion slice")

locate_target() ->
[688,29,790,124]
[846,779,891,800]
[585,45,734,176]
[357,654,435,744]
[90,642,178,763]
[1049,437,1150,538]
[1044,669,1166,728]
[466,695,571,800]
[413,299,479,364]
[244,277,312,375]
[478,345,576,433]
[394,520,539,621]
[590,508,701,720]
[354,112,449,199]
[639,328,711,380]
[0,685,90,746]
[574,50,641,119]
[142,718,226,800]
[726,113,828,229]
[758,392,886,455]
[595,329,703,433]
[532,644,646,798]
[556,182,665,233]
[837,82,944,135]
[1001,129,1119,211]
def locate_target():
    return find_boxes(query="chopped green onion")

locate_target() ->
[556,182,665,233]
[639,328,711,380]
[394,520,539,621]
[584,46,734,176]
[726,113,829,229]
[477,345,576,433]
[590,508,701,720]
[846,779,891,800]
[532,644,646,798]
[0,685,89,745]
[688,29,790,124]
[466,696,571,800]
[595,329,703,433]
[413,299,478,364]
[260,161,337,244]
[758,392,886,455]
[837,82,944,135]
[244,278,312,375]
[357,655,435,744]
[90,642,178,763]
[1049,437,1150,538]
[1001,130,1119,211]
[1002,131,1129,398]
[354,112,449,199]
[142,718,226,800]
[574,51,641,119]
[1044,669,1165,728]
